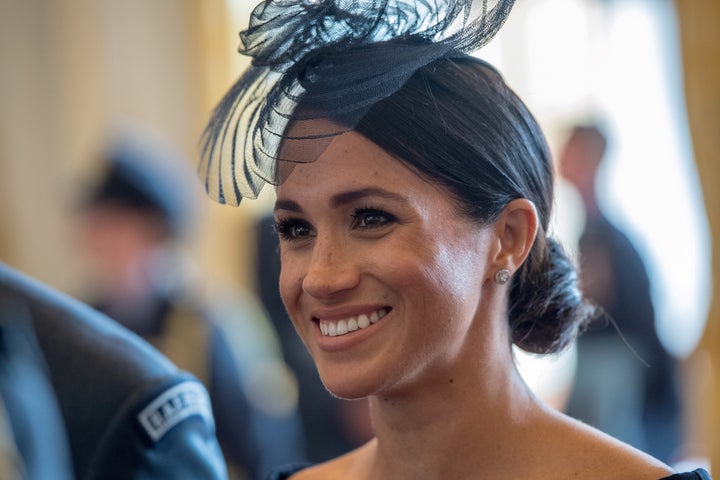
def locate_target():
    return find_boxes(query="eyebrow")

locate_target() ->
[274,187,407,213]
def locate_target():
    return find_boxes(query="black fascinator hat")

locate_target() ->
[200,0,516,206]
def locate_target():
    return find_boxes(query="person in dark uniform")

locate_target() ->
[0,260,227,480]
[74,133,305,479]
[0,291,73,480]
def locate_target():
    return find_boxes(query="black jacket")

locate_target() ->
[0,262,227,480]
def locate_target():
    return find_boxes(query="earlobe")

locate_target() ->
[492,199,539,275]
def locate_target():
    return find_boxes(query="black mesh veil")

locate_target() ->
[200,0,516,205]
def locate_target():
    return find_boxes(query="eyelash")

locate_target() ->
[275,205,396,241]
[351,205,396,229]
[275,217,311,241]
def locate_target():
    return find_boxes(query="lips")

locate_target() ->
[318,307,390,337]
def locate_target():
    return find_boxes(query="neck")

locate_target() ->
[359,300,545,479]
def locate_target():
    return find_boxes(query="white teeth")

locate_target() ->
[319,308,388,337]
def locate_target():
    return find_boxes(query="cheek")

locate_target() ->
[278,267,304,335]
[277,254,306,317]
[420,230,489,316]
[417,250,480,327]
[441,245,485,296]
[277,266,296,313]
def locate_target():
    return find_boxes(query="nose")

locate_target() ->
[302,234,360,299]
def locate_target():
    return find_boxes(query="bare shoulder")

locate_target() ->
[539,409,673,480]
[289,459,348,480]
[289,442,374,480]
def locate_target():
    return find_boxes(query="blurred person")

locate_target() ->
[0,260,226,480]
[256,214,373,463]
[559,123,682,463]
[74,133,305,479]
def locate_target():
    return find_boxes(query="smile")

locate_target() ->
[318,308,390,337]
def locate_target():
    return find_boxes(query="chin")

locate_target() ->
[319,370,380,400]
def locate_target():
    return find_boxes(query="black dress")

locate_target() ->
[265,464,711,480]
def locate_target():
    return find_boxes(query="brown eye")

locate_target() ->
[351,208,395,229]
[275,218,314,240]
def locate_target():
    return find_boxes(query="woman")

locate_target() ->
[200,1,711,479]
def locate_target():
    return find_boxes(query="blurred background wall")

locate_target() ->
[0,0,717,472]
[0,0,259,296]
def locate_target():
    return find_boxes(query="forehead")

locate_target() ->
[277,130,432,200]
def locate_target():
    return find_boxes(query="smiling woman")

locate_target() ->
[275,129,505,400]
[199,1,711,479]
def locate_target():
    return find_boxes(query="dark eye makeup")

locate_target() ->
[275,217,314,241]
[350,205,396,229]
[274,204,397,242]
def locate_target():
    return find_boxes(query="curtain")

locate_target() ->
[675,0,720,471]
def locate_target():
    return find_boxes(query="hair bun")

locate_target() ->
[510,236,596,354]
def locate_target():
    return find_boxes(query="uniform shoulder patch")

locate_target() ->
[137,380,214,442]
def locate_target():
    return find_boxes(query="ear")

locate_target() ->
[490,199,539,277]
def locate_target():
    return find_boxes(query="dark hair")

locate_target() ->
[354,55,595,354]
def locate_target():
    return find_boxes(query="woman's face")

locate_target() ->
[275,130,496,399]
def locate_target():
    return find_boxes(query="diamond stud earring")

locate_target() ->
[495,268,511,285]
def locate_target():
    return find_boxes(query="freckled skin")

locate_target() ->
[273,130,674,480]
[276,130,495,400]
